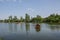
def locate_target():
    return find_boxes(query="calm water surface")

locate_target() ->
[0,23,60,40]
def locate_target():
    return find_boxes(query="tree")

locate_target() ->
[8,16,13,22]
[13,16,18,22]
[44,13,60,23]
[20,17,24,22]
[44,14,56,23]
[31,15,42,23]
[9,16,12,20]
[25,13,30,22]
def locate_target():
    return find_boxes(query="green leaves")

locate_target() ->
[44,13,60,23]
[25,13,30,22]
[31,15,42,23]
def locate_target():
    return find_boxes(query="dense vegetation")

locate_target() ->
[0,13,60,23]
[43,14,60,23]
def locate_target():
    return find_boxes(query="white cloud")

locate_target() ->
[25,8,41,17]
[25,8,40,14]
[26,8,35,13]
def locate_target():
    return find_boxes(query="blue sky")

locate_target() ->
[0,0,60,19]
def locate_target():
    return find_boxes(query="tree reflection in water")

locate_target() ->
[49,24,60,31]
[25,23,30,40]
[25,23,30,32]
[20,23,23,31]
[35,24,40,32]
[9,23,17,33]
[9,23,13,32]
[14,23,17,32]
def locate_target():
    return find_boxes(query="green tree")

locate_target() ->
[44,13,60,23]
[44,14,56,23]
[20,17,24,22]
[13,16,18,22]
[31,15,42,23]
[25,13,30,22]
[4,19,8,23]
[8,16,13,22]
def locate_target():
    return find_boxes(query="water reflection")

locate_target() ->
[20,23,23,31]
[9,23,13,32]
[13,23,17,32]
[9,23,17,33]
[25,23,30,32]
[1,23,60,40]
[49,24,60,31]
[35,24,40,32]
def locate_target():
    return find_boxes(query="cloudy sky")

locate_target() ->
[0,0,60,19]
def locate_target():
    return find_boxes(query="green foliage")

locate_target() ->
[25,13,30,22]
[20,17,24,22]
[13,16,18,22]
[44,13,60,23]
[0,20,3,22]
[0,13,60,23]
[9,16,12,20]
[31,15,42,23]
[4,19,9,23]
[8,16,13,22]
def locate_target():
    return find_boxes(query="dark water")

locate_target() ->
[0,23,60,40]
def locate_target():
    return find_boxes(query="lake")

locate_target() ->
[0,23,60,40]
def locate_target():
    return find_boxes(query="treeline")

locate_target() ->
[43,14,60,23]
[0,13,60,23]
